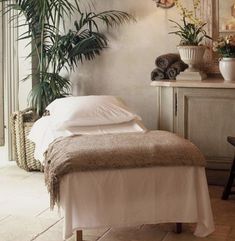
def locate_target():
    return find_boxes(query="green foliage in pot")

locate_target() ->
[168,0,211,46]
[213,35,235,58]
[169,17,210,46]
[1,0,134,116]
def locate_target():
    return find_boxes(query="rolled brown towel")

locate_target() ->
[151,68,165,81]
[166,60,188,80]
[155,53,180,71]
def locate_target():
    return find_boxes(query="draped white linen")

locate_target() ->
[60,166,215,240]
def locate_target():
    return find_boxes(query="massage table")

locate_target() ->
[44,131,215,241]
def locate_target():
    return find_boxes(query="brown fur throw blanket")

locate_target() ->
[155,53,180,70]
[44,130,205,209]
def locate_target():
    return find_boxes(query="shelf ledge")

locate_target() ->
[150,79,235,89]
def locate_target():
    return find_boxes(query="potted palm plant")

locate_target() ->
[1,0,134,116]
[169,0,211,81]
[2,0,134,171]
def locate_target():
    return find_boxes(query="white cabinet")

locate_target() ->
[152,80,235,172]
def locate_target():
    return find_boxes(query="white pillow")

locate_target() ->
[66,119,147,135]
[28,116,72,162]
[46,95,141,130]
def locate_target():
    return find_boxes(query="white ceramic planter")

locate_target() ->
[177,45,206,72]
[219,58,235,82]
[177,45,207,81]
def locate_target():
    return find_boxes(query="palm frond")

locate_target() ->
[1,0,135,116]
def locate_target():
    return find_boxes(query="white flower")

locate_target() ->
[218,41,226,48]
[213,41,219,48]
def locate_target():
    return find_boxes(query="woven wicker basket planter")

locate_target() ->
[11,108,44,172]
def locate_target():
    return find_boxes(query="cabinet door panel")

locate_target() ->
[159,87,175,132]
[177,88,235,167]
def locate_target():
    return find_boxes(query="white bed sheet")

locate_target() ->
[28,116,146,163]
[60,166,215,240]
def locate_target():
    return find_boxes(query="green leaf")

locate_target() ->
[0,0,134,115]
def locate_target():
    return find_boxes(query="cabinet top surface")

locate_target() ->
[150,78,235,89]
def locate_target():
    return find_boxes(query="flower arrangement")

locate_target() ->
[169,0,211,46]
[213,35,235,58]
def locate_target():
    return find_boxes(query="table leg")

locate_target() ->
[222,156,235,200]
[176,223,182,233]
[76,230,83,241]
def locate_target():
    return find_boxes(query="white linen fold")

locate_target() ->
[60,166,215,240]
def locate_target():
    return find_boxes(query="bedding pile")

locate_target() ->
[28,95,146,162]
[44,130,206,208]
[28,95,214,239]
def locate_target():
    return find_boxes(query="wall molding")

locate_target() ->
[0,3,4,146]
[2,1,19,159]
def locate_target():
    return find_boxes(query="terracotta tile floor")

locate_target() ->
[0,162,235,241]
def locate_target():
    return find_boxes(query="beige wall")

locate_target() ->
[70,0,183,129]
[18,16,32,110]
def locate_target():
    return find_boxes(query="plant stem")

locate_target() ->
[40,1,46,82]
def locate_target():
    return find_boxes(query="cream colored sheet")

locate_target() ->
[60,166,214,240]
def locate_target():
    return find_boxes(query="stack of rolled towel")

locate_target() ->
[151,53,188,81]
